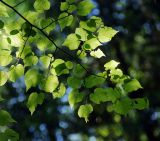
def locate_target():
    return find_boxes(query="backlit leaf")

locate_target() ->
[78,104,93,122]
[0,71,8,86]
[63,33,80,50]
[9,64,24,82]
[77,0,95,16]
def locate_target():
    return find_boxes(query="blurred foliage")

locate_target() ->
[0,0,160,141]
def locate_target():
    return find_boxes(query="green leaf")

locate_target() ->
[7,37,11,44]
[0,110,16,126]
[113,98,133,115]
[17,46,32,59]
[27,92,44,115]
[0,20,4,29]
[9,64,24,82]
[98,27,118,43]
[65,61,73,69]
[0,129,19,141]
[67,76,82,89]
[58,12,73,30]
[24,55,38,66]
[0,54,12,66]
[78,104,93,122]
[68,90,84,108]
[0,95,4,101]
[104,60,119,71]
[77,0,95,16]
[90,88,121,104]
[63,33,80,50]
[85,75,105,88]
[80,16,103,32]
[75,28,88,41]
[34,0,50,11]
[124,79,142,93]
[83,38,101,50]
[25,69,40,91]
[133,98,149,110]
[60,2,69,11]
[90,49,105,58]
[53,83,66,98]
[73,64,86,78]
[67,4,77,13]
[0,71,8,86]
[10,30,19,35]
[40,55,51,69]
[41,75,59,93]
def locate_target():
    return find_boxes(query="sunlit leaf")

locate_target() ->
[25,69,40,91]
[0,71,8,86]
[77,0,95,16]
[34,0,50,11]
[0,54,12,66]
[90,49,105,58]
[27,92,44,115]
[78,104,93,122]
[104,60,120,71]
[53,83,66,98]
[124,79,142,93]
[60,2,69,11]
[9,64,24,82]
[63,33,80,50]
[41,75,59,93]
[58,12,73,30]
[68,90,84,108]
[98,27,118,43]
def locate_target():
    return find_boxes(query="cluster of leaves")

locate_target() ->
[0,0,148,140]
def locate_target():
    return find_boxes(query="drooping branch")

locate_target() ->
[0,0,88,72]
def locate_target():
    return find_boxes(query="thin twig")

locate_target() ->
[13,0,25,8]
[42,14,71,30]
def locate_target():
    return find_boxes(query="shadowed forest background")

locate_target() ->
[0,0,160,141]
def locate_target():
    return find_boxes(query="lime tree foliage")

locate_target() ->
[0,0,148,140]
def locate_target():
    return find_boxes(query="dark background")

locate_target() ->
[0,0,160,141]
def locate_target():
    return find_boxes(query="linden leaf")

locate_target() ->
[53,83,66,98]
[41,75,59,93]
[34,0,50,11]
[58,12,73,30]
[40,55,51,69]
[0,110,16,126]
[63,33,80,50]
[67,77,82,89]
[124,79,142,93]
[27,92,44,115]
[78,104,93,122]
[0,71,8,86]
[90,49,105,58]
[85,75,105,88]
[9,64,24,82]
[25,69,40,91]
[104,60,120,71]
[113,98,133,115]
[68,89,84,108]
[98,27,118,43]
[77,0,95,16]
